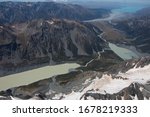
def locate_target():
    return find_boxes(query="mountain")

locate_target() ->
[113,14,150,53]
[0,1,110,24]
[0,19,108,76]
[45,0,68,2]
[135,7,150,17]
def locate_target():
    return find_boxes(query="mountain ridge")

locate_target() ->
[0,1,110,24]
[0,18,107,76]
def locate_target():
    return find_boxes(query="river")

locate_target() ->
[0,63,80,91]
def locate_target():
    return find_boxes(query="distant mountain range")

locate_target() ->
[0,1,110,24]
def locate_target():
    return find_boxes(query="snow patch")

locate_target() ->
[118,64,150,84]
[47,21,54,25]
[52,93,63,100]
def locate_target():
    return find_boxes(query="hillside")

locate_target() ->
[0,19,109,76]
[113,13,150,53]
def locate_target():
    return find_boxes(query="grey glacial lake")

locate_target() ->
[0,63,80,91]
[109,43,139,60]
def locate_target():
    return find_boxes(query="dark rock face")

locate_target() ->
[0,2,110,24]
[82,83,148,100]
[0,89,12,100]
[0,19,106,76]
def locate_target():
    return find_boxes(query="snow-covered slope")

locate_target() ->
[55,63,150,100]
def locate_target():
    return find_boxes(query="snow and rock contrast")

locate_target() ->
[0,2,150,100]
[1,57,150,100]
[55,59,150,100]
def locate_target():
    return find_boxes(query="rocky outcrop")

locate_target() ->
[108,56,150,74]
[82,83,147,100]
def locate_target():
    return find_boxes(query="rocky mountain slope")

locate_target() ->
[0,1,110,24]
[0,19,107,76]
